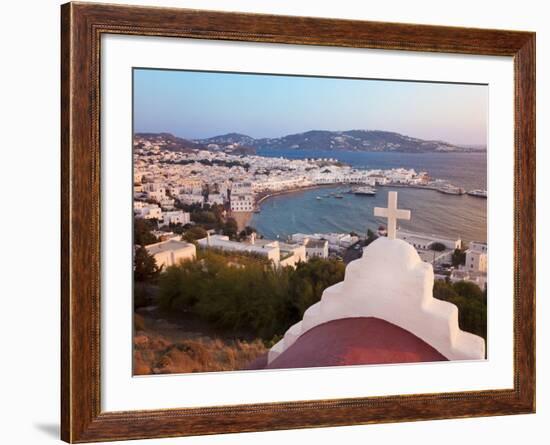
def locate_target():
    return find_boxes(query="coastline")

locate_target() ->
[231,185,343,232]
[249,182,487,243]
[254,180,474,211]
[256,184,341,206]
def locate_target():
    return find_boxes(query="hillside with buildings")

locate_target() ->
[250,130,481,153]
[136,130,485,155]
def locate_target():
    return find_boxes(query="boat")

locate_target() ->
[352,186,376,196]
[316,196,323,200]
[467,189,487,198]
[436,184,465,195]
[334,194,344,199]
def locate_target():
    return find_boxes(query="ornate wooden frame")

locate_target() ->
[61,2,536,442]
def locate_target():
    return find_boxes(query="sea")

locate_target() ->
[250,150,487,243]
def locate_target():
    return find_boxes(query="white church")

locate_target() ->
[254,191,486,370]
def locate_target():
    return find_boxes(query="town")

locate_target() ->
[133,134,487,287]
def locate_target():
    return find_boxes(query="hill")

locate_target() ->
[136,130,485,154]
[251,130,482,153]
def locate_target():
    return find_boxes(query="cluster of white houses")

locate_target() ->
[142,225,486,289]
[134,168,429,215]
[143,232,317,270]
[133,134,438,218]
[134,200,191,227]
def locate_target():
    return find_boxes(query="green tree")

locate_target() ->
[222,218,238,238]
[157,251,345,341]
[134,218,157,246]
[433,280,487,341]
[287,258,346,321]
[430,242,446,252]
[182,226,208,243]
[453,280,483,301]
[191,210,217,225]
[366,229,378,246]
[238,225,257,240]
[134,246,160,282]
[243,226,256,235]
[451,248,466,267]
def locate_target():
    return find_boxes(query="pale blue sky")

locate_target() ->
[133,68,487,146]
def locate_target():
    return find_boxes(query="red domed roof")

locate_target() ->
[248,317,447,370]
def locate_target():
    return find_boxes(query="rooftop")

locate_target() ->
[305,239,328,248]
[145,239,195,255]
[248,317,447,370]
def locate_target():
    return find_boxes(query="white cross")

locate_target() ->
[374,191,411,240]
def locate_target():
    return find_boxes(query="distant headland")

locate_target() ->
[134,130,486,155]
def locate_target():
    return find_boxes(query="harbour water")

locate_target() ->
[251,151,487,243]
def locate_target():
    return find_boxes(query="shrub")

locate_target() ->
[430,242,446,252]
[134,246,160,282]
[452,248,466,267]
[133,331,268,374]
[134,282,157,308]
[157,252,345,340]
[182,226,207,243]
[434,280,487,341]
[134,217,157,246]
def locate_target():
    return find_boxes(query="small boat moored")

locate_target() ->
[352,185,377,196]
[467,189,487,198]
[436,184,465,195]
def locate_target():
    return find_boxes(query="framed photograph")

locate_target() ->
[61,2,535,442]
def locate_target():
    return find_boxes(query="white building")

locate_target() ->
[160,210,190,227]
[142,182,166,202]
[159,197,175,210]
[291,233,358,250]
[145,239,196,269]
[386,168,417,183]
[151,231,180,242]
[450,269,487,289]
[464,241,488,273]
[230,194,255,212]
[198,234,280,264]
[303,238,329,259]
[146,189,166,203]
[207,193,225,206]
[231,181,253,195]
[178,193,204,206]
[142,182,166,193]
[278,242,307,268]
[197,234,306,268]
[134,203,162,220]
[367,173,389,185]
[180,179,203,195]
[397,229,462,251]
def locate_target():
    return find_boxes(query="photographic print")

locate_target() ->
[132,68,488,376]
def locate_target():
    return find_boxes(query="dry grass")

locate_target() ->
[133,316,267,375]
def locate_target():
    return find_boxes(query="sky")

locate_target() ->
[133,68,488,146]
